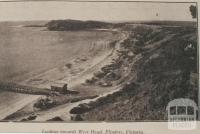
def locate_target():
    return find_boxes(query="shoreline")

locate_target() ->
[1,29,126,122]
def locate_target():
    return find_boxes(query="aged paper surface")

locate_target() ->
[0,0,199,133]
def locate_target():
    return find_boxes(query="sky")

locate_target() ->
[0,1,196,22]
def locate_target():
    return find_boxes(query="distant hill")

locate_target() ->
[129,20,197,27]
[45,20,114,31]
[45,19,197,31]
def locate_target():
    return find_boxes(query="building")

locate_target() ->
[50,83,68,94]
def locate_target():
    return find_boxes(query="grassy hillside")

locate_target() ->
[70,23,198,121]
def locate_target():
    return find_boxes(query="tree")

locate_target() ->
[189,5,197,19]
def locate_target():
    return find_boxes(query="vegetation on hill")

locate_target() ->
[70,23,198,121]
[45,19,197,31]
[46,20,113,31]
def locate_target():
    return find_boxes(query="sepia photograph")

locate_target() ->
[0,1,198,123]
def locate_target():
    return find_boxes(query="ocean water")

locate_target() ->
[0,22,115,120]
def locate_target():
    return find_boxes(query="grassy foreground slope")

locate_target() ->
[72,22,198,121]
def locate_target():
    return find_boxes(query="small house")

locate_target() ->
[50,83,68,94]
